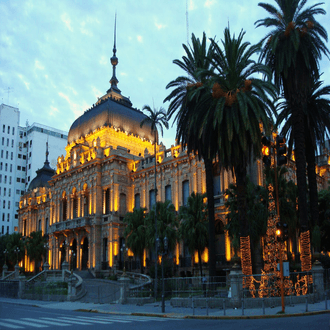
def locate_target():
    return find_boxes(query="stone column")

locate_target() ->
[229,264,243,308]
[312,260,324,300]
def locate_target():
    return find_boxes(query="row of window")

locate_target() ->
[0,150,14,160]
[2,213,10,222]
[2,125,15,135]
[1,137,15,148]
[0,162,13,172]
[1,187,12,197]
[17,153,27,160]
[0,174,13,184]
[2,200,11,209]
[1,225,10,234]
[17,165,26,171]
[19,130,27,138]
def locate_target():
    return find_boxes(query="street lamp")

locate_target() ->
[3,249,8,266]
[14,247,20,265]
[157,236,168,313]
[120,243,128,274]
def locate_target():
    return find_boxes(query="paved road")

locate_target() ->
[0,302,329,330]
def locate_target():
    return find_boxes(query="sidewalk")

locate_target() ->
[1,297,329,319]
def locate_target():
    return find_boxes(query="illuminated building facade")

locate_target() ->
[17,33,330,276]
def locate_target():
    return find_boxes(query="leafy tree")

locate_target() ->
[0,234,10,270]
[25,231,47,273]
[6,232,25,267]
[123,207,147,273]
[204,27,277,243]
[145,200,178,279]
[318,187,330,252]
[225,177,268,273]
[164,32,218,276]
[256,0,330,235]
[277,78,330,249]
[140,105,168,292]
[178,192,209,277]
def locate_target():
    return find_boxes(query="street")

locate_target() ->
[0,302,329,330]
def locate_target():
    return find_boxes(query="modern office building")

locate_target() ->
[0,103,67,234]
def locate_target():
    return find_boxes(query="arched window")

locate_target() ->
[61,192,67,221]
[119,193,126,216]
[149,189,155,210]
[105,188,110,214]
[72,188,78,219]
[165,185,172,202]
[134,193,140,209]
[182,180,189,206]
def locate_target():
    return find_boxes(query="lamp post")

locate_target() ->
[157,236,168,313]
[3,249,8,266]
[14,247,20,265]
[120,243,128,274]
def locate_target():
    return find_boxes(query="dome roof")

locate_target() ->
[28,149,55,191]
[68,96,155,145]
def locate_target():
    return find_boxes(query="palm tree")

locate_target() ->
[140,105,168,296]
[277,78,330,251]
[25,231,47,273]
[179,192,209,277]
[205,28,277,252]
[256,0,329,238]
[123,208,147,273]
[164,32,218,277]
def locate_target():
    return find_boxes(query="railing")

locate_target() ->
[50,217,91,232]
[1,271,16,281]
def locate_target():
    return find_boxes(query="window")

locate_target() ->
[4,188,6,196]
[9,176,11,184]
[16,189,20,195]
[11,152,13,160]
[22,178,25,183]
[165,185,172,202]
[29,152,31,158]
[0,162,2,170]
[4,175,7,183]
[2,214,4,221]
[17,166,21,171]
[1,150,3,158]
[23,155,26,160]
[1,137,4,145]
[149,189,156,210]
[15,202,19,207]
[0,174,1,183]
[6,151,8,159]
[5,163,7,171]
[11,139,14,148]
[17,178,20,183]
[6,226,9,234]
[21,190,24,195]
[1,226,4,234]
[8,201,10,209]
[134,193,140,209]
[7,214,10,222]
[10,164,12,172]
[30,140,32,147]
[119,193,126,216]
[12,127,15,135]
[38,219,41,231]
[182,180,189,206]
[18,154,22,159]
[28,176,30,181]
[7,126,10,134]
[2,125,5,133]
[28,164,31,169]
[8,188,11,197]
[22,167,26,171]
[3,200,5,208]
[19,131,23,138]
[6,138,9,147]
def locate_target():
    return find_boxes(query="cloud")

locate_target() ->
[204,0,217,8]
[35,60,44,70]
[99,56,108,66]
[17,74,30,90]
[61,13,73,31]
[80,21,92,36]
[49,105,59,117]
[155,21,167,30]
[137,35,143,43]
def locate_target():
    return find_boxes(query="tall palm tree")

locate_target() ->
[256,0,329,237]
[140,105,168,296]
[164,32,218,277]
[277,78,330,251]
[204,28,277,246]
[123,208,147,273]
[179,192,209,277]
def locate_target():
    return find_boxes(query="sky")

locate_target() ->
[1,0,330,149]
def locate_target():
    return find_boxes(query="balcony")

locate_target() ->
[50,217,91,233]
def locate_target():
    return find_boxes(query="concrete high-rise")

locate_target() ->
[0,103,67,234]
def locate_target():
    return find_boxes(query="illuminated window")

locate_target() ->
[165,185,172,202]
[182,180,189,206]
[134,193,140,209]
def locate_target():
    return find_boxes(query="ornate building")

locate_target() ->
[18,32,330,276]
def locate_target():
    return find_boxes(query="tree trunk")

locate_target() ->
[305,130,319,229]
[204,158,216,277]
[198,248,203,278]
[235,165,248,238]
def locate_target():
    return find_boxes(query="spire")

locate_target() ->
[109,13,121,93]
[45,141,50,166]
